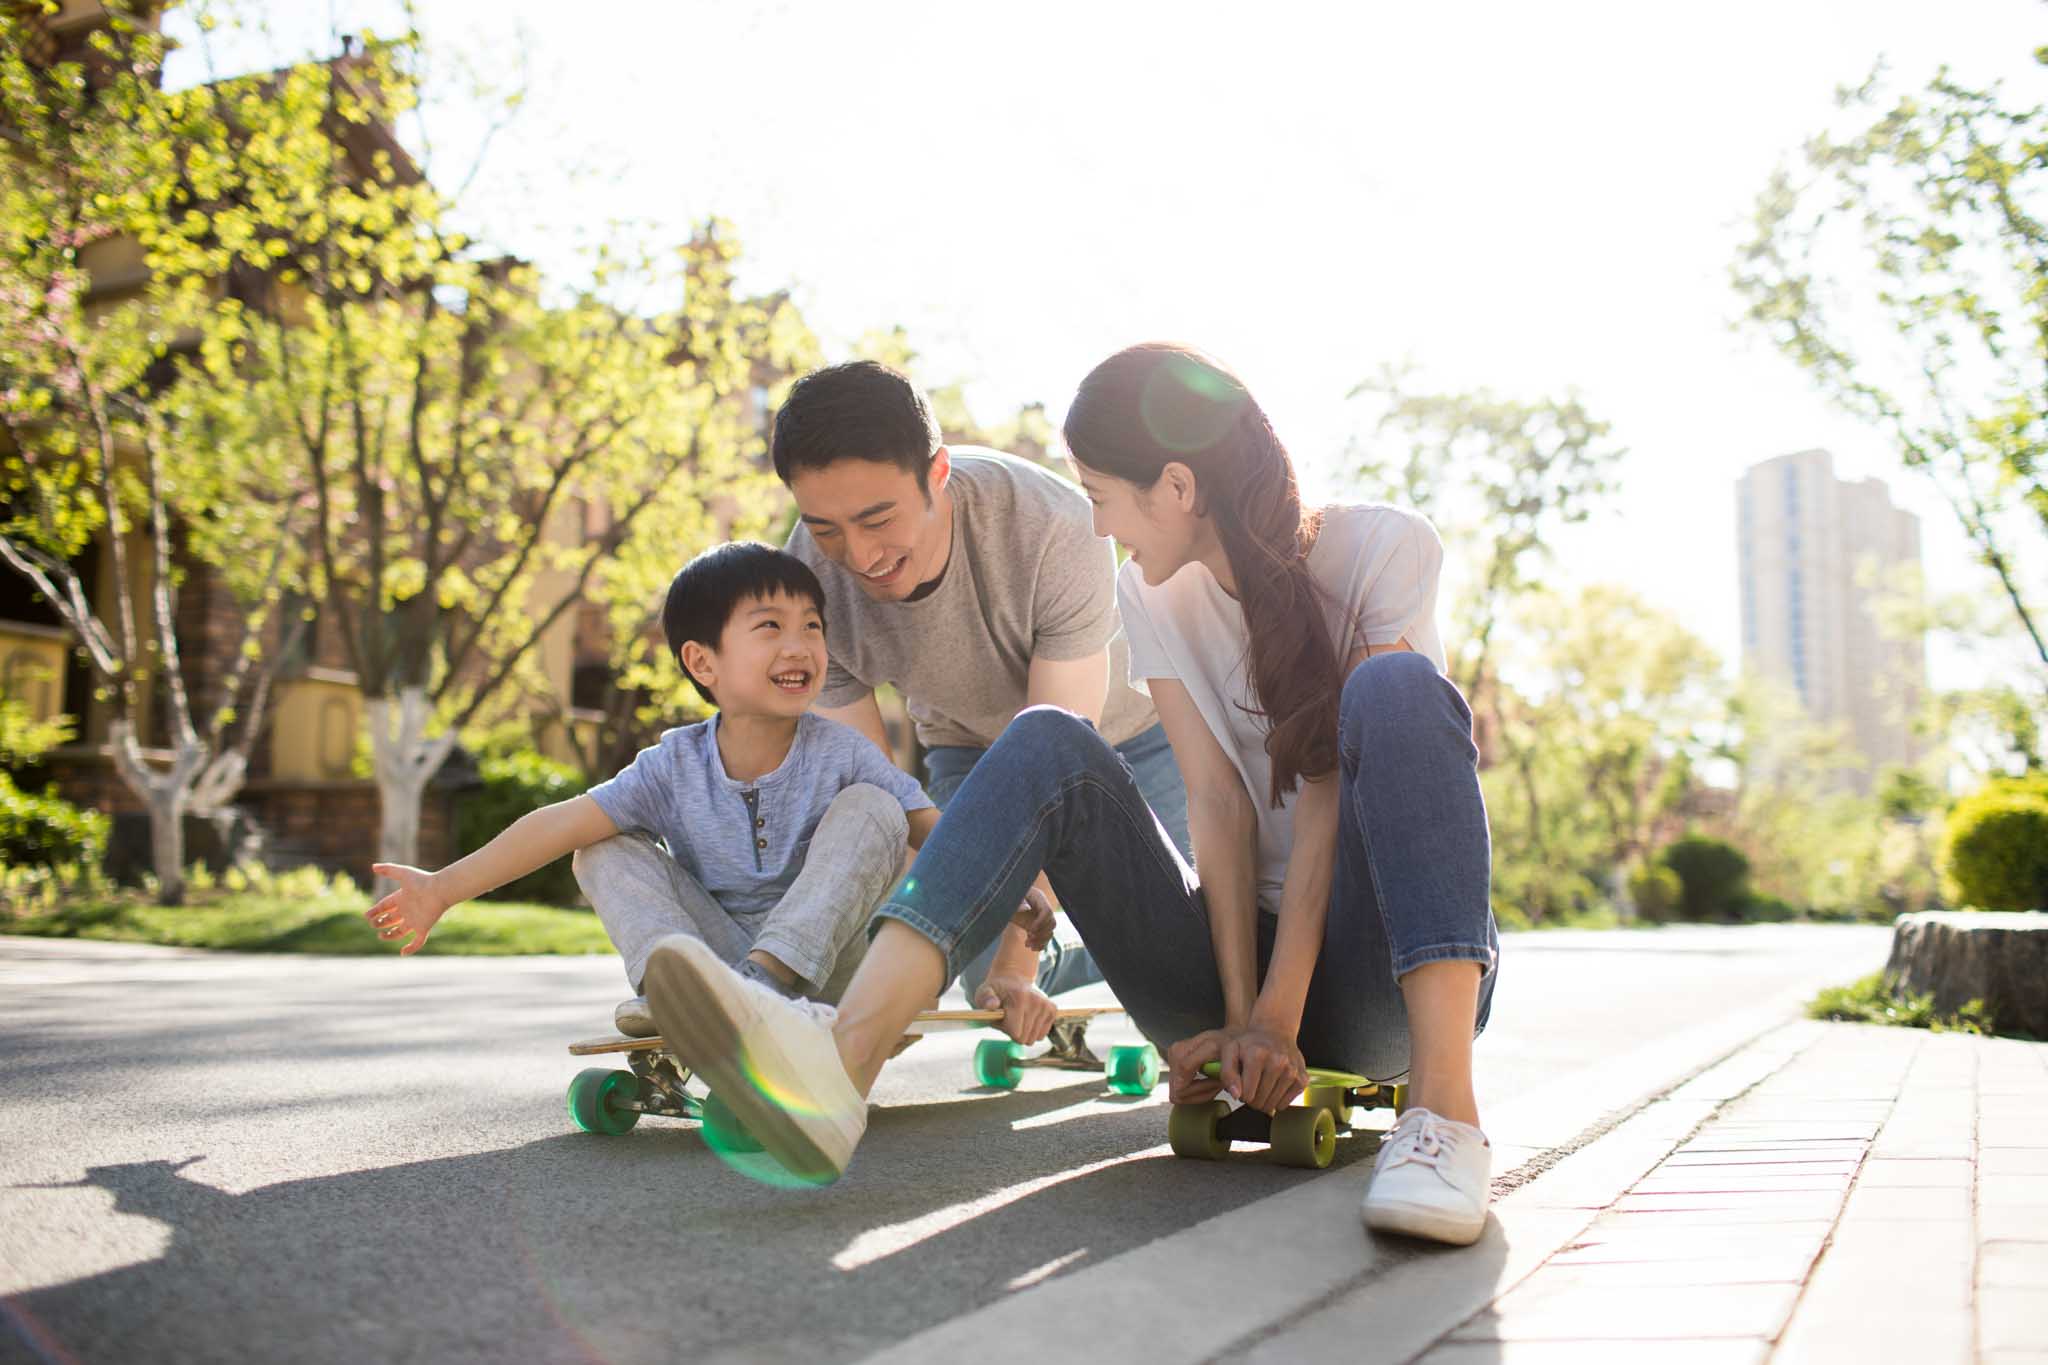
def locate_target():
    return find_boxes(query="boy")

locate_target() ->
[366,542,1037,1037]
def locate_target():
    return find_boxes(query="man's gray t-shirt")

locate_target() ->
[586,712,932,917]
[786,448,1159,751]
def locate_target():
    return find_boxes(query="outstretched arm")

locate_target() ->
[367,794,619,955]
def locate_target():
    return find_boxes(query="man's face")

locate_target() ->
[788,452,952,602]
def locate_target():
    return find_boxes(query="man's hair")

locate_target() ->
[661,542,828,705]
[770,360,940,492]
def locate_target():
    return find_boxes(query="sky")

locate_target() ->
[166,1,2048,691]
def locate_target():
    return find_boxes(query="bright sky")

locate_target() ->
[167,1,2047,690]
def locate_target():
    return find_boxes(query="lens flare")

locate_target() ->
[1139,353,1245,453]
[695,1045,839,1189]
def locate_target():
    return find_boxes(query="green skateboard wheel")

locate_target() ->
[701,1090,764,1153]
[1168,1100,1232,1160]
[566,1067,641,1136]
[974,1038,1026,1089]
[1106,1044,1161,1095]
[1269,1105,1336,1169]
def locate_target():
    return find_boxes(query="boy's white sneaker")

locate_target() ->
[641,934,866,1184]
[614,996,656,1038]
[1361,1107,1491,1246]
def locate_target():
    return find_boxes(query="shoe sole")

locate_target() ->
[642,938,846,1184]
[1362,1198,1486,1246]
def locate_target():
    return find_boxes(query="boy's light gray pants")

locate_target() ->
[572,783,907,1003]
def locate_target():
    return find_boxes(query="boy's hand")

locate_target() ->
[975,974,1056,1046]
[366,863,449,956]
[1009,885,1056,952]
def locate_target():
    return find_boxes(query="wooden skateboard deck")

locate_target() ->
[567,1004,1125,1056]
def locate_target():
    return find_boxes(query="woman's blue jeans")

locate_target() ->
[876,652,1498,1079]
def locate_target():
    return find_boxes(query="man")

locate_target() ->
[775,360,1191,1019]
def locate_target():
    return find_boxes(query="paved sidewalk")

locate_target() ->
[1255,1021,2048,1364]
[881,1019,2048,1363]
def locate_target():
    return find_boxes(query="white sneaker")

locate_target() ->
[615,996,656,1038]
[641,934,867,1184]
[1361,1107,1491,1245]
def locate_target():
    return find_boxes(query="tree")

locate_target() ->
[160,32,811,872]
[1347,374,1625,700]
[1478,586,1723,924]
[1734,62,2048,672]
[0,7,305,902]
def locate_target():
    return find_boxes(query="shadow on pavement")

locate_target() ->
[4,1081,1385,1365]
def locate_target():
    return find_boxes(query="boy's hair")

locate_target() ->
[662,542,828,705]
[769,360,940,495]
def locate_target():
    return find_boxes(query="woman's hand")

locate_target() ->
[365,863,449,956]
[1167,1025,1307,1114]
[1008,885,1056,952]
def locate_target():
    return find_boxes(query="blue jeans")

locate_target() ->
[926,721,1191,996]
[879,653,1498,1079]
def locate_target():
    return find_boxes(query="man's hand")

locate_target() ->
[1166,1024,1307,1114]
[365,863,449,956]
[975,973,1057,1046]
[1008,885,1056,952]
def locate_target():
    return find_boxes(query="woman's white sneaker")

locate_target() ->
[1360,1107,1491,1245]
[641,934,866,1184]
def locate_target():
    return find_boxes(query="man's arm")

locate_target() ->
[1024,649,1110,725]
[818,691,894,764]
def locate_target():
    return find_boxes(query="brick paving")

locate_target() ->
[1428,1023,2048,1363]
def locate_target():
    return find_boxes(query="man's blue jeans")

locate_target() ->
[925,720,1190,997]
[881,653,1497,1079]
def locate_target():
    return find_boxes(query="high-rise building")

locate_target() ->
[1736,449,1926,776]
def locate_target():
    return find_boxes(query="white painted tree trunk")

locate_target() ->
[367,688,459,883]
[108,719,211,906]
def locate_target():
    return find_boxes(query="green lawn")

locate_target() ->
[5,887,617,956]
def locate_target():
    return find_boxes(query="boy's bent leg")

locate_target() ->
[754,783,908,999]
[573,833,754,994]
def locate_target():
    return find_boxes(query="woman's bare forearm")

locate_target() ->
[1250,776,1339,1037]
[1187,783,1260,1025]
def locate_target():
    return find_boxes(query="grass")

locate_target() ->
[3,880,617,957]
[1806,971,1994,1035]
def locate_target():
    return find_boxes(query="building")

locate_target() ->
[1736,448,1926,778]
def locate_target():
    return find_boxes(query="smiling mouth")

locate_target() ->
[860,556,907,583]
[771,671,813,692]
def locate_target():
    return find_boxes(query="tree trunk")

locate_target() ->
[108,720,205,907]
[366,688,459,884]
[146,787,188,907]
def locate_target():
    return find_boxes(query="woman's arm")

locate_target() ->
[1148,677,1260,1021]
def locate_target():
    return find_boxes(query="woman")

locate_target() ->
[639,343,1500,1245]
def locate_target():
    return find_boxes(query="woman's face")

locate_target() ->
[1071,458,1204,587]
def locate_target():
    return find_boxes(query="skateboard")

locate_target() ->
[1166,1062,1409,1170]
[563,1005,1158,1138]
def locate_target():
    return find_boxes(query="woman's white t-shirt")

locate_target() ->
[1116,503,1446,910]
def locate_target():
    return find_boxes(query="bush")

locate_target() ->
[1627,863,1682,923]
[1739,893,1800,923]
[1660,834,1751,921]
[454,752,591,907]
[0,772,108,871]
[1941,784,2048,911]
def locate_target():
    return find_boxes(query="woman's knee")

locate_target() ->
[1341,649,1441,719]
[993,704,1113,768]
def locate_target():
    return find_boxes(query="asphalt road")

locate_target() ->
[0,922,1890,1364]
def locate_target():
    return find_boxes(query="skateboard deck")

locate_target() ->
[563,1004,1155,1140]
[566,1004,1126,1056]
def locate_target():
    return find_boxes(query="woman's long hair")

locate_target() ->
[1065,343,1340,806]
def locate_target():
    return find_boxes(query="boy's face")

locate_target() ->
[682,590,828,717]
[788,450,952,602]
